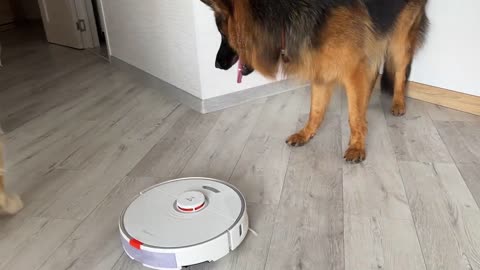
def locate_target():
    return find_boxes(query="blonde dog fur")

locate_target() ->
[0,128,23,215]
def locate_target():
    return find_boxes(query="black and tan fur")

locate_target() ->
[0,129,23,215]
[202,0,428,162]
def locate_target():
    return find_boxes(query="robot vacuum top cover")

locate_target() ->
[119,177,249,270]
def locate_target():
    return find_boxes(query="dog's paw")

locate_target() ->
[0,193,23,215]
[391,102,406,116]
[344,147,366,163]
[286,132,313,147]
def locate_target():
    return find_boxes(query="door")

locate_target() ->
[0,0,15,25]
[38,0,98,49]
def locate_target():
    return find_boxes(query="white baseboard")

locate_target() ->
[111,56,308,113]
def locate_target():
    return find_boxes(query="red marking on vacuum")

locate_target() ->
[178,202,206,212]
[195,202,205,211]
[130,238,143,250]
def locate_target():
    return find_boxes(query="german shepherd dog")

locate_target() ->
[201,0,428,162]
[0,128,23,215]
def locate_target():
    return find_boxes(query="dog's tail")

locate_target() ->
[381,3,429,95]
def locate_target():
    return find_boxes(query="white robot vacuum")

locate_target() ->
[119,177,249,269]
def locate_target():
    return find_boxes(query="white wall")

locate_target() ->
[101,0,203,98]
[100,0,277,100]
[410,0,480,96]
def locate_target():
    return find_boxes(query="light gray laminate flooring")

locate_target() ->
[1,25,480,270]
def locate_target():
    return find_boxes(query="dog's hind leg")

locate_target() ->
[286,81,335,147]
[0,186,23,215]
[387,42,413,116]
[0,143,23,215]
[386,4,428,116]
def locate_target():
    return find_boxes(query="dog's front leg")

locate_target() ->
[343,66,376,163]
[286,81,334,147]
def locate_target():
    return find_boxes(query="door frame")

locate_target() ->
[85,0,111,58]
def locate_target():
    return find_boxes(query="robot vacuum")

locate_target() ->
[119,177,249,270]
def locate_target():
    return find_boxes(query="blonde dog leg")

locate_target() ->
[0,192,23,215]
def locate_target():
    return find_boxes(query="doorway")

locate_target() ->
[36,0,109,57]
[90,0,108,58]
[1,0,109,68]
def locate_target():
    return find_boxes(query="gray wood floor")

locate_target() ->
[1,26,480,270]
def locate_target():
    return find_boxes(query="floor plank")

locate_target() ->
[55,88,181,170]
[382,96,453,163]
[0,217,78,270]
[1,53,101,131]
[5,72,137,169]
[180,99,266,180]
[128,109,220,178]
[265,205,343,270]
[344,215,426,270]
[229,89,307,205]
[36,177,161,270]
[434,121,480,164]
[343,92,412,219]
[424,102,480,122]
[1,59,113,131]
[264,112,344,270]
[343,92,426,269]
[457,163,480,207]
[3,74,143,197]
[0,169,82,229]
[399,161,480,270]
[35,101,186,220]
